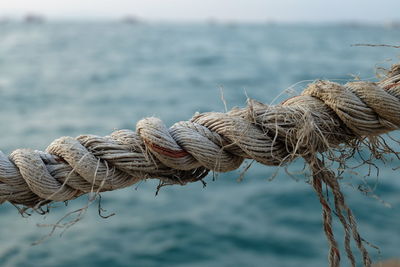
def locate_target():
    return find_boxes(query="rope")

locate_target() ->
[1,64,400,266]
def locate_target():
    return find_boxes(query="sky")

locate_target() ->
[0,0,400,23]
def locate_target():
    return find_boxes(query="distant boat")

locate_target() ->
[24,14,45,24]
[206,18,218,26]
[384,21,400,29]
[121,15,141,24]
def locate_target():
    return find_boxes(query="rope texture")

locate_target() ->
[1,64,400,266]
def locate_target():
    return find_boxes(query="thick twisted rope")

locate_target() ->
[1,64,400,266]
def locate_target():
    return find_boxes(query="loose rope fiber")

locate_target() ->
[1,64,400,266]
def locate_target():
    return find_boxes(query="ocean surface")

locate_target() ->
[0,21,399,267]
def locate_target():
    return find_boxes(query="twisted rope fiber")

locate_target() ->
[1,64,400,266]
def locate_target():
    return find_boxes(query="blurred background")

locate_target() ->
[0,1,399,266]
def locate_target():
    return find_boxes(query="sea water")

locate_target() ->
[0,21,399,267]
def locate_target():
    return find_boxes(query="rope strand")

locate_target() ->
[1,64,400,266]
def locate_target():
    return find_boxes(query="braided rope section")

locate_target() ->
[1,64,400,266]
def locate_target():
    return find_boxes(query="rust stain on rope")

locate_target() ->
[144,140,190,158]
[383,83,400,90]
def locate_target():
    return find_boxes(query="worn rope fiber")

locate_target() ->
[1,64,400,266]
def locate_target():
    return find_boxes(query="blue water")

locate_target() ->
[0,22,399,267]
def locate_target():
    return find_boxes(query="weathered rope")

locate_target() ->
[1,64,400,266]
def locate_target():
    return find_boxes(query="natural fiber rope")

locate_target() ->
[1,64,400,266]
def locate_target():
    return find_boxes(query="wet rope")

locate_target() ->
[1,64,400,266]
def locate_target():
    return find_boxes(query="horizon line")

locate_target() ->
[1,15,399,25]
